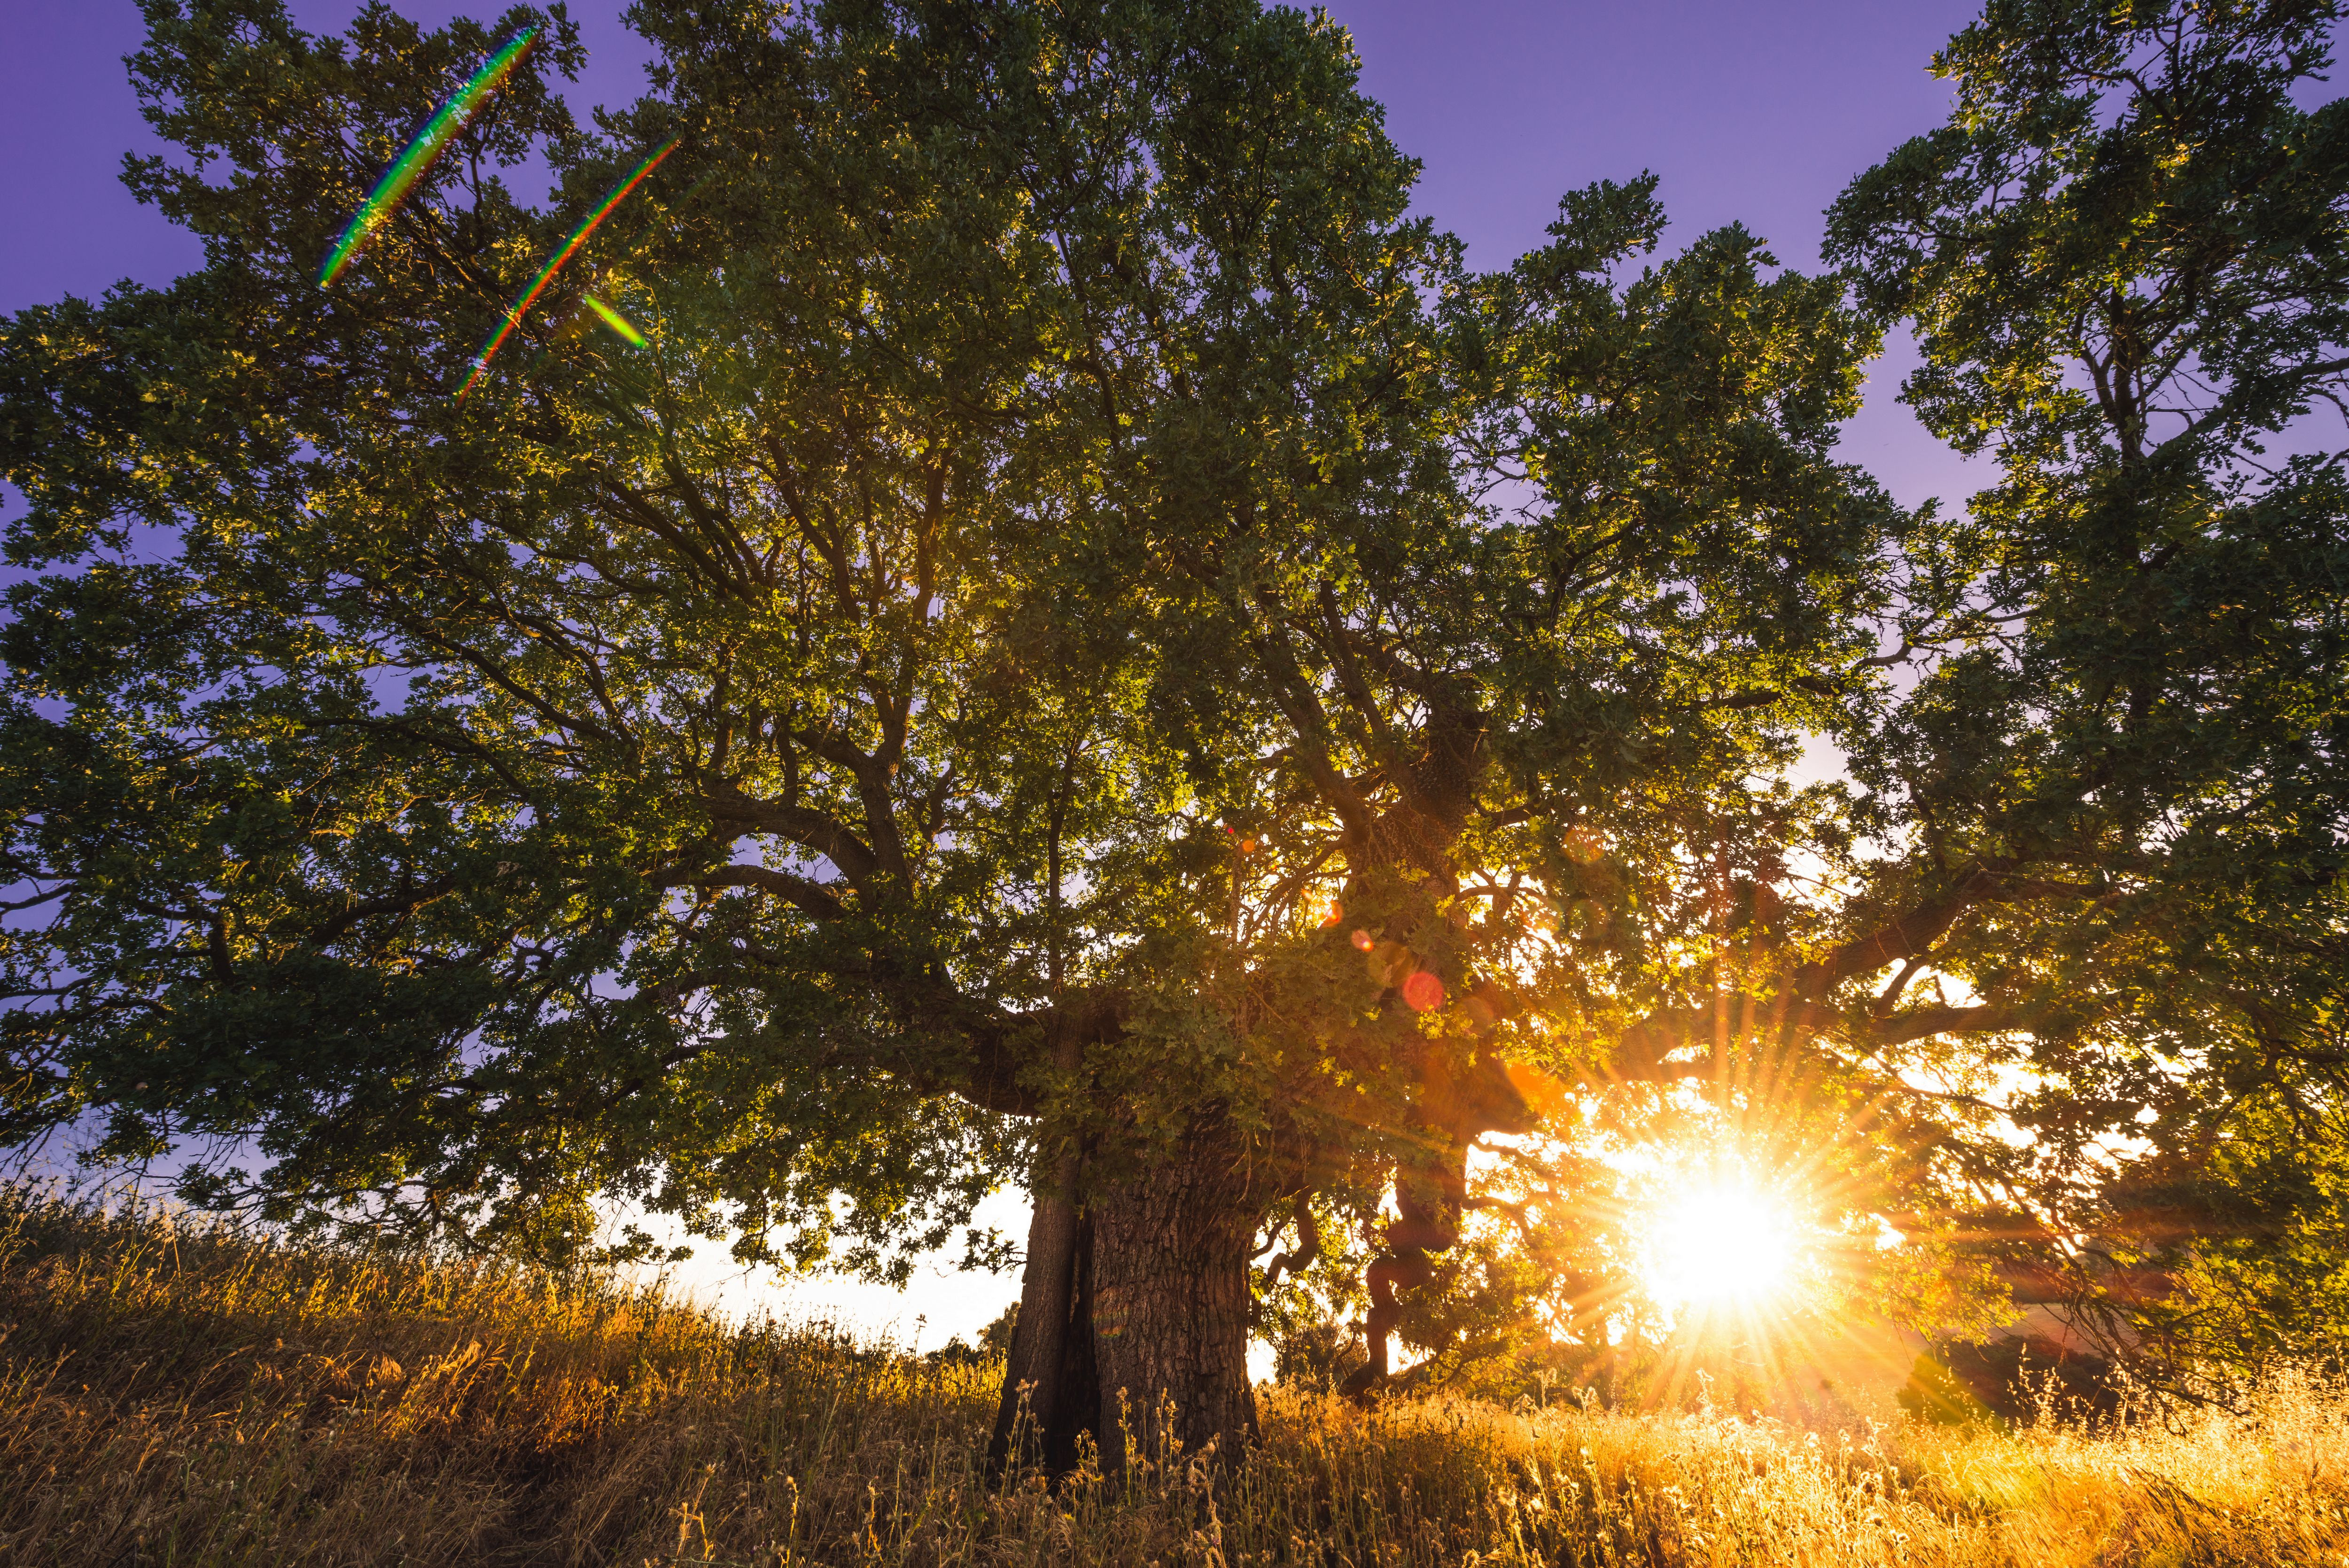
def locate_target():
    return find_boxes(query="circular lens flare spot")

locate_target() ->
[1351,929,1375,952]
[1400,970,1445,1012]
[1649,1187,1797,1308]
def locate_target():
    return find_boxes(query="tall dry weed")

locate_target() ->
[0,1186,2343,1566]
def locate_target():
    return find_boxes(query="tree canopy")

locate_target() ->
[1,0,2343,1458]
[1827,0,2349,1373]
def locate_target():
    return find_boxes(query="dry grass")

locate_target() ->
[1,1186,2345,1567]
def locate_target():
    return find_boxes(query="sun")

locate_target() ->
[1647,1186,1801,1310]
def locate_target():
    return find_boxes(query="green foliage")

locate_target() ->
[1824,0,2349,1373]
[3,0,1432,1269]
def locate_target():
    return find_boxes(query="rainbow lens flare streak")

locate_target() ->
[317,28,537,287]
[459,138,679,399]
[583,294,646,347]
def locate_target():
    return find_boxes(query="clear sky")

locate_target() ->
[0,0,1993,1346]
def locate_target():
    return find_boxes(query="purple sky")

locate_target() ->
[3,0,1985,510]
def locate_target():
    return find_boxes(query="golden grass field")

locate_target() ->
[2,1186,2344,1567]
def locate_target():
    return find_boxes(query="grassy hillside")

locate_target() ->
[1,1187,2344,1567]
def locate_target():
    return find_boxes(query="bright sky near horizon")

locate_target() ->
[0,0,1994,1351]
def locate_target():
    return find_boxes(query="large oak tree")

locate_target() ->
[1,0,1924,1462]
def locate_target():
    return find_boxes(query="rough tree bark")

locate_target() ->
[988,1122,1260,1475]
[1087,1126,1260,1469]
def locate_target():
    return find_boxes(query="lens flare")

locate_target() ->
[318,29,537,287]
[1401,970,1446,1012]
[459,137,680,399]
[582,294,646,347]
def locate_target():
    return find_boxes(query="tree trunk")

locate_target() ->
[989,1126,1259,1476]
[1087,1129,1258,1472]
[988,1154,1098,1476]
